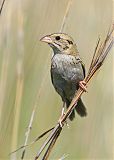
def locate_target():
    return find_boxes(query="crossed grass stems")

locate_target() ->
[10,24,114,160]
[34,24,114,160]
[0,0,113,159]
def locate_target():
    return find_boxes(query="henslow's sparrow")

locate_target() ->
[40,33,87,120]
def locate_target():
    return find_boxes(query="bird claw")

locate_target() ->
[58,120,63,128]
[58,110,69,128]
[58,102,69,128]
[58,110,64,128]
[79,80,87,92]
[58,119,69,128]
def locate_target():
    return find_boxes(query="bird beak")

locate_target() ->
[40,35,52,44]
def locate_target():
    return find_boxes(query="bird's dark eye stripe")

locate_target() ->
[67,40,73,44]
[55,36,60,40]
[54,42,61,47]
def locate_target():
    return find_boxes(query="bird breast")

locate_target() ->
[51,54,84,82]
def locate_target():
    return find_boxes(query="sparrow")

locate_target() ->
[40,33,87,121]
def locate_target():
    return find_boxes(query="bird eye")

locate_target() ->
[55,36,60,40]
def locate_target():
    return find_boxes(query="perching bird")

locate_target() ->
[40,33,87,121]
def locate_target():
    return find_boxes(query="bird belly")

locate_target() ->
[51,70,76,102]
[51,54,84,102]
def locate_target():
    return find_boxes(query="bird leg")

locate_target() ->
[79,80,87,92]
[58,102,69,128]
[58,102,65,127]
[61,102,65,117]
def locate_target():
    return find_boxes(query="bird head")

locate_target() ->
[40,33,78,55]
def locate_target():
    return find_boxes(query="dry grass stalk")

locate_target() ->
[10,24,114,159]
[10,24,114,160]
[0,0,6,15]
[35,24,114,160]
[21,0,73,159]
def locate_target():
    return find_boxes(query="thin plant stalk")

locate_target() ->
[0,0,6,15]
[21,0,73,159]
[34,24,114,160]
[11,1,24,160]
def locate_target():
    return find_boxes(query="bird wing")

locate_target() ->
[81,61,86,78]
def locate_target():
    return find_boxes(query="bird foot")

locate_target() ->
[58,118,69,128]
[58,110,69,128]
[58,103,69,128]
[58,120,63,128]
[58,111,65,128]
[79,80,87,92]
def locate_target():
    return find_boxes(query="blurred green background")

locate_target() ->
[0,0,113,159]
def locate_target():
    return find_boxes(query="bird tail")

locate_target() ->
[76,98,87,117]
[66,98,87,121]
